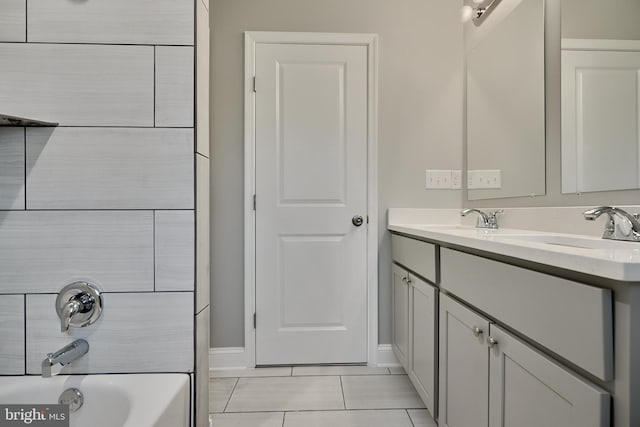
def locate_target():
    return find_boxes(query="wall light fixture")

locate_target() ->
[461,0,503,26]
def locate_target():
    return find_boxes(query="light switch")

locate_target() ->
[468,170,501,189]
[426,170,452,189]
[451,170,462,189]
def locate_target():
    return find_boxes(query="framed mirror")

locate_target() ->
[561,0,640,193]
[466,0,546,200]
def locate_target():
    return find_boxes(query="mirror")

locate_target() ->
[466,0,546,200]
[561,0,640,193]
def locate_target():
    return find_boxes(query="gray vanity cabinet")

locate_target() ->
[439,294,490,427]
[408,273,437,415]
[392,264,437,417]
[439,294,610,427]
[391,235,438,417]
[488,324,610,427]
[392,263,410,368]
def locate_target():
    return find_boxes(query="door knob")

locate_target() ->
[352,215,364,227]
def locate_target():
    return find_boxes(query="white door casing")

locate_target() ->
[244,32,378,367]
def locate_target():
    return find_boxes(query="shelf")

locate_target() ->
[0,114,58,127]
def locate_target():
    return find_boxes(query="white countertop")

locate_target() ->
[388,209,640,282]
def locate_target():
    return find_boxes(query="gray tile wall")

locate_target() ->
[0,0,26,42]
[0,0,197,379]
[0,128,25,210]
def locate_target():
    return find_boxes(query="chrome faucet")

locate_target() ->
[41,339,89,378]
[583,206,640,242]
[56,281,103,334]
[460,208,503,229]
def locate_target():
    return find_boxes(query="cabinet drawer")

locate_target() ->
[441,248,613,381]
[391,234,437,283]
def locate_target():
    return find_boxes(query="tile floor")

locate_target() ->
[209,366,437,427]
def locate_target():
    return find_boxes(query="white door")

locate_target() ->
[253,41,369,365]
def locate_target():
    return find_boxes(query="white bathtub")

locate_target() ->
[0,374,190,427]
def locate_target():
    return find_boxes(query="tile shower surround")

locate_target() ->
[0,0,206,385]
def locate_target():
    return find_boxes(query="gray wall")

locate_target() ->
[210,0,464,348]
[0,0,198,376]
[466,0,640,210]
[562,0,640,40]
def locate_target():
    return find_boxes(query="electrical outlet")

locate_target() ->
[426,170,452,189]
[451,170,462,189]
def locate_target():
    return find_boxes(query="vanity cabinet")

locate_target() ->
[392,263,410,368]
[408,272,437,414]
[488,323,610,427]
[391,235,438,417]
[439,294,610,427]
[439,294,490,427]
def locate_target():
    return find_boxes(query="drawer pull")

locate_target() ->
[487,336,498,348]
[472,326,483,337]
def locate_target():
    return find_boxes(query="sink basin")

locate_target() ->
[492,234,640,250]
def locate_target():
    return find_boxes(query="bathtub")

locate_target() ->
[0,374,190,427]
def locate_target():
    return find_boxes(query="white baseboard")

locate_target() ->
[209,345,399,370]
[209,347,247,371]
[375,344,401,367]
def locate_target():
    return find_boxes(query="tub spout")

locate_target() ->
[42,339,89,378]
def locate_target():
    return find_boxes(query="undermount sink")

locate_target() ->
[492,234,640,250]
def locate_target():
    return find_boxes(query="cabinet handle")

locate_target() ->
[472,326,483,337]
[401,275,411,285]
[487,336,498,348]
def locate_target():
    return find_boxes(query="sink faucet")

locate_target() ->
[460,208,503,229]
[41,339,89,378]
[583,206,640,242]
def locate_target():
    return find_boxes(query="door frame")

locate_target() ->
[243,31,379,367]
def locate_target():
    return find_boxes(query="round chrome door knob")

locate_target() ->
[472,326,483,337]
[487,336,498,348]
[352,215,364,227]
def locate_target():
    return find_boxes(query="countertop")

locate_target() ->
[389,214,640,282]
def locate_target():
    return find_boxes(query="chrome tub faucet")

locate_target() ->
[41,339,89,378]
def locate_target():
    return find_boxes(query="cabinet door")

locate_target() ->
[488,324,610,427]
[392,263,410,368]
[439,294,490,427]
[408,273,437,417]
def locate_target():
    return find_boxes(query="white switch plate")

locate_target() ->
[451,170,462,189]
[468,170,501,189]
[425,170,451,189]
